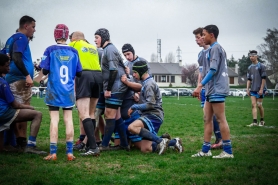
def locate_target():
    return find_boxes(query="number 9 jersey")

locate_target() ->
[40,44,82,108]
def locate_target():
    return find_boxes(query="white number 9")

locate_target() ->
[60,65,69,84]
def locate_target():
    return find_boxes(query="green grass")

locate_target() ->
[1,96,278,185]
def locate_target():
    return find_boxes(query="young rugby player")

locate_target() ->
[246,50,267,127]
[40,24,82,161]
[192,25,233,158]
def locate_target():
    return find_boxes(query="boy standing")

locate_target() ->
[94,28,129,150]
[40,24,82,161]
[193,28,223,149]
[246,50,267,127]
[192,25,233,158]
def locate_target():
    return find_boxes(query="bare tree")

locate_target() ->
[164,52,175,63]
[150,53,158,63]
[182,63,199,87]
[258,28,278,83]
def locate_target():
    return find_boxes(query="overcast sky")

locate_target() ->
[0,0,277,65]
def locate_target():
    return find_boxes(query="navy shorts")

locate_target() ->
[139,114,163,137]
[114,111,142,143]
[75,70,103,100]
[105,93,125,109]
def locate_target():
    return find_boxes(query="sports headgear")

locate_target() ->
[95,28,110,47]
[122,43,135,56]
[132,60,148,80]
[248,50,258,56]
[54,24,69,41]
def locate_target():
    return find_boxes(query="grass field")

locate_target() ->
[1,96,278,185]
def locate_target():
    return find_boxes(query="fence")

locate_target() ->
[167,88,278,101]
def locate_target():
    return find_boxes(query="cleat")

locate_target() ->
[80,148,100,157]
[174,138,184,153]
[25,146,48,156]
[211,140,223,150]
[157,138,169,155]
[247,123,258,127]
[161,133,171,140]
[212,151,234,158]
[259,121,265,126]
[67,153,76,161]
[44,154,57,161]
[191,150,212,157]
[73,142,85,151]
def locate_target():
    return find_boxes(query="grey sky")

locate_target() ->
[1,0,278,66]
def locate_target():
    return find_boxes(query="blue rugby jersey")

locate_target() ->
[5,33,33,84]
[0,77,14,117]
[40,44,82,107]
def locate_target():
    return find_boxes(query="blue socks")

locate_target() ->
[139,128,162,144]
[66,141,73,154]
[223,140,232,154]
[152,142,158,152]
[50,143,57,154]
[202,141,211,153]
[27,136,36,147]
[102,119,116,147]
[115,118,128,147]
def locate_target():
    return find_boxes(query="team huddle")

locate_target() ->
[0,15,267,160]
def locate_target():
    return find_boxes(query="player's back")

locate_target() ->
[69,40,101,71]
[41,44,82,107]
[139,77,163,120]
[101,43,127,93]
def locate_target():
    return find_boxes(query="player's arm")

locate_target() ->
[246,67,251,96]
[197,65,203,84]
[121,74,142,92]
[130,86,157,111]
[11,100,34,110]
[259,64,267,95]
[12,52,33,86]
[193,68,216,98]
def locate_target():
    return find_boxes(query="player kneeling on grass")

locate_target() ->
[0,54,47,155]
[127,60,182,155]
[39,24,82,161]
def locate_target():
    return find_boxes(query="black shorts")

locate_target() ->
[75,70,103,100]
[48,106,73,111]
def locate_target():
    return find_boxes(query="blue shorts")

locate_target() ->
[206,94,226,103]
[201,89,206,108]
[114,111,142,143]
[250,91,265,99]
[105,93,125,109]
[96,92,125,109]
[139,114,163,137]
